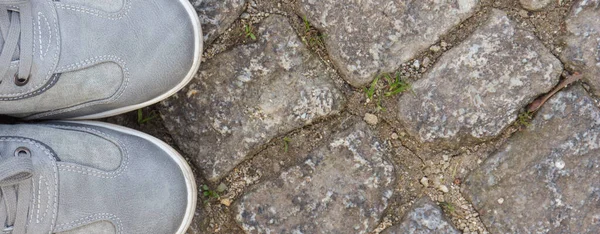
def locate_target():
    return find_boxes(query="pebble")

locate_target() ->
[555,160,565,169]
[440,41,448,47]
[439,185,449,193]
[432,176,441,187]
[422,57,431,67]
[420,177,429,187]
[413,60,420,69]
[430,45,441,52]
[364,113,379,125]
[391,132,399,139]
[519,9,530,18]
[221,198,232,207]
[497,198,504,204]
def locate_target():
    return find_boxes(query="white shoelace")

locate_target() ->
[0,0,32,86]
[0,148,34,234]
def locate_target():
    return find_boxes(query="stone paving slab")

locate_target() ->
[382,197,459,234]
[296,0,478,87]
[160,15,345,181]
[561,0,600,97]
[191,0,246,44]
[395,9,562,147]
[463,85,600,233]
[235,121,395,234]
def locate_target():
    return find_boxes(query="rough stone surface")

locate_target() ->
[160,15,345,181]
[382,197,459,234]
[463,85,600,233]
[395,9,562,146]
[296,0,478,87]
[520,0,552,11]
[235,121,395,234]
[561,0,600,97]
[191,0,246,44]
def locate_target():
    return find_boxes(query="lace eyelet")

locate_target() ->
[14,74,29,86]
[14,147,30,157]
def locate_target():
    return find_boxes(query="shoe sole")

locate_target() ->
[70,0,203,120]
[61,121,198,234]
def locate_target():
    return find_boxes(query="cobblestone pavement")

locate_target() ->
[4,0,599,233]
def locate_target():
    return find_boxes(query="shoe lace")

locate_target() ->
[0,147,34,234]
[0,0,32,86]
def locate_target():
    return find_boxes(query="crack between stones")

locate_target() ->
[196,1,575,232]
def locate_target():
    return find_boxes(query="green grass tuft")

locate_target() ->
[383,73,412,97]
[516,111,533,128]
[244,24,257,40]
[137,109,158,125]
[439,201,456,213]
[302,16,327,48]
[283,137,292,153]
[201,183,228,204]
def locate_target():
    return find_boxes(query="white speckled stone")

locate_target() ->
[235,121,394,234]
[561,0,600,97]
[464,85,600,233]
[191,0,246,44]
[160,16,345,181]
[296,0,479,87]
[383,197,459,234]
[395,9,561,147]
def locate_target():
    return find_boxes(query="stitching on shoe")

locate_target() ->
[54,213,123,234]
[33,175,51,224]
[0,0,60,98]
[55,55,127,72]
[0,137,59,232]
[27,55,130,118]
[28,178,35,225]
[42,124,131,179]
[37,12,51,59]
[0,74,61,101]
[54,0,131,20]
[36,176,42,223]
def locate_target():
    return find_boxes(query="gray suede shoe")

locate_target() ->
[0,121,196,234]
[0,0,202,119]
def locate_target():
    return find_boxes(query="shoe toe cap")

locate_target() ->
[121,132,193,233]
[126,0,201,102]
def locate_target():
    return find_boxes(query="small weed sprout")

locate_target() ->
[302,17,326,48]
[364,73,411,112]
[376,95,386,112]
[439,201,456,213]
[283,137,291,153]
[202,184,219,199]
[244,24,257,40]
[137,109,158,125]
[303,16,311,33]
[517,111,533,128]
[383,73,411,97]
[364,75,380,100]
[201,183,228,204]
